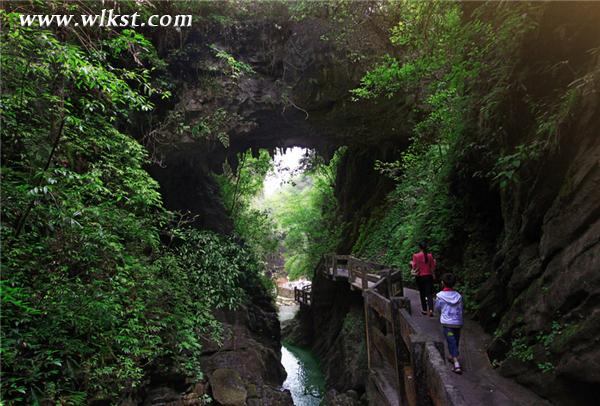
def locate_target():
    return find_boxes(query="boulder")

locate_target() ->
[325,389,364,406]
[209,368,247,406]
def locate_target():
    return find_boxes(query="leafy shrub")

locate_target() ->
[215,149,280,269]
[350,1,539,305]
[267,148,346,280]
[209,44,255,78]
[0,8,269,404]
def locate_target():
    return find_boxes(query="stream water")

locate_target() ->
[278,301,326,406]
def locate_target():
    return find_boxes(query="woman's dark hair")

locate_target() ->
[442,273,456,288]
[419,241,429,264]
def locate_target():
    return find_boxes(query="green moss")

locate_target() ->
[506,336,534,362]
[550,315,598,353]
[342,310,365,335]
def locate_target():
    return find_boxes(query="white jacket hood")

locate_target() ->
[435,290,464,326]
[436,290,462,305]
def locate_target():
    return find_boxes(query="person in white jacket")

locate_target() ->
[434,273,464,374]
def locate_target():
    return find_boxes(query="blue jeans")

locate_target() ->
[443,326,461,358]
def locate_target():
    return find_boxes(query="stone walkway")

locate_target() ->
[404,288,551,406]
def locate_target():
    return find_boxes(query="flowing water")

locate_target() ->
[278,301,326,406]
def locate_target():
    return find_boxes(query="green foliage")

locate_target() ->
[210,44,255,79]
[506,336,535,363]
[216,147,343,282]
[351,1,541,304]
[267,149,345,280]
[351,56,417,100]
[353,141,462,283]
[219,151,273,213]
[215,150,279,275]
[2,222,256,403]
[488,79,585,190]
[533,321,563,373]
[502,322,564,373]
[537,362,555,374]
[490,142,543,189]
[288,0,402,64]
[275,175,329,280]
[191,108,242,148]
[0,7,268,404]
[341,310,363,335]
[352,1,466,101]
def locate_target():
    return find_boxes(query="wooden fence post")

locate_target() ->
[390,297,406,404]
[397,268,404,297]
[332,256,337,279]
[385,269,392,298]
[364,291,372,371]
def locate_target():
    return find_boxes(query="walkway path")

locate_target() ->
[403,288,550,406]
[295,254,551,406]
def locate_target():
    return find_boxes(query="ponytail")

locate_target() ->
[419,241,429,264]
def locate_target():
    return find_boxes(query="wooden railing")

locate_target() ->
[292,253,515,406]
[321,253,404,296]
[309,254,412,405]
[294,284,312,306]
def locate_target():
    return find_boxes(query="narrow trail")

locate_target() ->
[295,254,550,406]
[403,288,549,406]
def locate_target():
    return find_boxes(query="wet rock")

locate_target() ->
[246,386,293,406]
[146,149,232,234]
[201,344,286,387]
[325,389,364,406]
[246,383,258,399]
[199,302,292,405]
[472,5,600,403]
[346,389,359,400]
[209,368,247,406]
[139,295,291,405]
[143,387,181,406]
[139,374,209,406]
[310,274,368,392]
[281,313,311,348]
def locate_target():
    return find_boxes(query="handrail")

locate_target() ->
[294,284,312,306]
[293,253,488,406]
[318,254,403,293]
[294,253,409,405]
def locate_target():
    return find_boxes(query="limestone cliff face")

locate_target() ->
[145,147,233,234]
[141,3,599,404]
[334,145,400,253]
[144,10,412,231]
[311,274,369,392]
[478,79,600,404]
[299,4,600,404]
[467,6,600,404]
[142,300,292,406]
[282,272,369,395]
[139,11,384,405]
[199,303,293,405]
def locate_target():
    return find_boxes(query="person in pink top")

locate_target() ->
[410,241,437,316]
